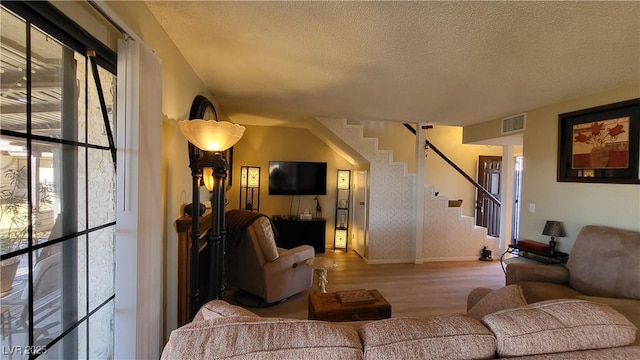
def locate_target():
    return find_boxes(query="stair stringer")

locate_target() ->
[317,117,416,263]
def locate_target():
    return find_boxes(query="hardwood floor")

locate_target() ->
[223,249,506,320]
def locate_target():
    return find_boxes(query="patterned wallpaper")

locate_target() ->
[318,118,496,263]
[318,118,416,262]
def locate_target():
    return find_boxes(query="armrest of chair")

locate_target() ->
[505,263,570,286]
[266,245,315,273]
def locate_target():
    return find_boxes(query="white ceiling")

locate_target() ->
[144,1,639,128]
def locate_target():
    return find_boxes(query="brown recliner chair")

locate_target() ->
[226,211,315,304]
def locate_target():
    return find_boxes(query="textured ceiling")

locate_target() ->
[144,1,639,127]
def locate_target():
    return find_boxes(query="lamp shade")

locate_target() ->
[542,220,566,237]
[335,229,347,248]
[178,119,245,151]
[337,170,350,190]
[248,167,260,188]
[202,167,214,191]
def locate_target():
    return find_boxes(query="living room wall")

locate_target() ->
[358,121,503,217]
[424,126,503,217]
[227,125,353,235]
[98,0,215,349]
[519,83,640,253]
[465,82,640,253]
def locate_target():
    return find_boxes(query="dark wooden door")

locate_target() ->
[476,156,502,237]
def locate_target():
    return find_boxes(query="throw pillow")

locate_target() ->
[467,284,527,320]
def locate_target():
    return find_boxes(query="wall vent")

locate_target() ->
[501,113,526,134]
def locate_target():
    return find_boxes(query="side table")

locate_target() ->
[500,243,569,274]
[305,257,337,293]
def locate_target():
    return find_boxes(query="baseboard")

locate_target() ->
[421,256,481,262]
[364,258,415,265]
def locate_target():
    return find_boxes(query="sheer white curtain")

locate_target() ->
[115,38,163,360]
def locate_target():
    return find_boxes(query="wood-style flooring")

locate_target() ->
[223,250,506,320]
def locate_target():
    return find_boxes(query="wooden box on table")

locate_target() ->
[308,289,391,322]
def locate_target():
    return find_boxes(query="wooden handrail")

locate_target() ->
[401,123,500,207]
[402,123,416,135]
[425,140,501,207]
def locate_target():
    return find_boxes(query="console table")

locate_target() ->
[500,242,569,273]
[271,217,326,253]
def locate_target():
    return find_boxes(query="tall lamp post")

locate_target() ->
[179,119,245,317]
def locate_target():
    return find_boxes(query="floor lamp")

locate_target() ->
[179,119,245,316]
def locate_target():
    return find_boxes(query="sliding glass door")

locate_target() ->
[1,3,117,359]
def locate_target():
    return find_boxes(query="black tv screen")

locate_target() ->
[268,161,327,195]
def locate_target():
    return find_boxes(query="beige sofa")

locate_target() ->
[162,287,639,360]
[506,225,640,345]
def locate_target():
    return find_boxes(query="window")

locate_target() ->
[1,3,118,359]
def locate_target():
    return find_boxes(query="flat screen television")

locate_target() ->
[268,161,327,195]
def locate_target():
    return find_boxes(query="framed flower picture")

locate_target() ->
[557,98,640,184]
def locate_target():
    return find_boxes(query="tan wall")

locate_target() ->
[104,0,212,342]
[359,121,417,173]
[356,121,504,217]
[519,83,640,253]
[227,125,353,242]
[462,117,503,144]
[425,126,503,216]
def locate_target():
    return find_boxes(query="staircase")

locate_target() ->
[423,185,497,261]
[317,117,497,263]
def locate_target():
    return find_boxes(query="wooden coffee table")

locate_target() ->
[308,289,391,322]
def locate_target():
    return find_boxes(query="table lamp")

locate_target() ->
[542,220,566,254]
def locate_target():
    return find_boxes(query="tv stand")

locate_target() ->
[271,217,326,253]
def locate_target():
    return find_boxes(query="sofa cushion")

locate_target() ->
[517,281,582,304]
[467,287,494,310]
[358,315,496,360]
[192,300,259,321]
[566,225,640,299]
[503,346,640,359]
[161,316,363,360]
[467,285,527,320]
[482,299,637,358]
[575,295,640,346]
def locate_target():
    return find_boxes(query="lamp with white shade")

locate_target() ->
[180,101,245,318]
[239,166,260,211]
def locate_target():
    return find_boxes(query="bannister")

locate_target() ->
[425,139,501,207]
[403,123,417,135]
[401,123,500,207]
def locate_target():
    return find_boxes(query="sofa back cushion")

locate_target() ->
[482,299,637,358]
[566,225,640,299]
[467,285,527,320]
[357,315,496,360]
[250,217,280,262]
[161,317,363,360]
[192,300,259,322]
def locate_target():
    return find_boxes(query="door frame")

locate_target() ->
[476,156,502,237]
[352,170,368,258]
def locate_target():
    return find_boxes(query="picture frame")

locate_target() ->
[557,98,640,184]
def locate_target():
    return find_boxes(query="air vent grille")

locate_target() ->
[501,113,526,134]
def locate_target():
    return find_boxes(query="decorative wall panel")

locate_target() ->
[318,118,416,262]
